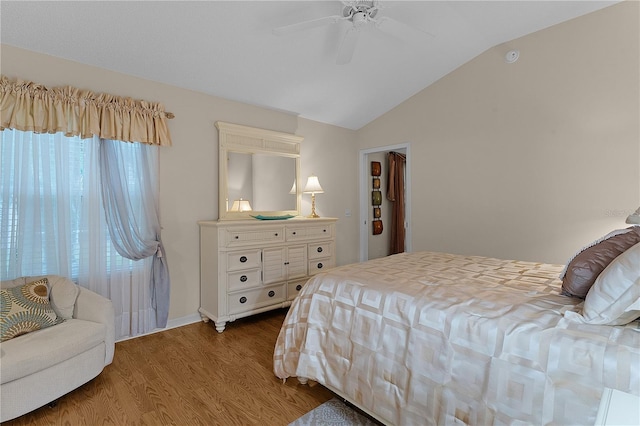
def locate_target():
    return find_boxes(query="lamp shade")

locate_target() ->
[289,181,297,195]
[303,175,324,194]
[229,198,252,212]
[626,207,640,224]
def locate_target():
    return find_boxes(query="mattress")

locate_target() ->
[273,251,640,425]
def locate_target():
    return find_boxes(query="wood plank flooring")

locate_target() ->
[4,309,334,425]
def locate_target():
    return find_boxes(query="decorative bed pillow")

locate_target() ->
[0,278,64,342]
[561,227,640,298]
[581,242,640,325]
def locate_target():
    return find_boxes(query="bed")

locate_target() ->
[274,243,640,425]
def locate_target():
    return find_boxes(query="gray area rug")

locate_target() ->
[289,398,378,426]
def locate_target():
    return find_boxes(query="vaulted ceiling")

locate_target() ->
[0,1,619,130]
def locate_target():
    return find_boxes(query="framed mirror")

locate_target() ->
[217,121,303,220]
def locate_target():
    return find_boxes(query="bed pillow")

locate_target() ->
[0,278,64,342]
[581,242,640,325]
[561,227,640,298]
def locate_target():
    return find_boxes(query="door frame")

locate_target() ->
[359,143,412,262]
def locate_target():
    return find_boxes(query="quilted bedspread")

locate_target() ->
[274,252,640,425]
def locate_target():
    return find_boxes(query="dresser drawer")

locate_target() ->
[228,284,286,314]
[308,242,333,260]
[286,224,333,241]
[223,227,285,247]
[227,268,261,291]
[309,259,334,275]
[226,249,261,271]
[287,279,307,301]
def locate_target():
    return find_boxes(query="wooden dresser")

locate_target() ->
[198,217,337,332]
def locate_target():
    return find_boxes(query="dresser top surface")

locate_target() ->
[198,217,338,228]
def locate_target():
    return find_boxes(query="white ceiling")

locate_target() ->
[0,1,619,130]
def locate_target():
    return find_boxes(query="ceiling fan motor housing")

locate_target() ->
[343,0,379,23]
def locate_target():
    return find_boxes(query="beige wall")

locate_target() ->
[0,44,359,323]
[295,118,360,266]
[358,1,639,264]
[1,1,638,323]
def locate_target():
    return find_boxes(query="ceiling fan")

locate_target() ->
[273,1,432,65]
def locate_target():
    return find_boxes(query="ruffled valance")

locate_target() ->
[0,75,174,146]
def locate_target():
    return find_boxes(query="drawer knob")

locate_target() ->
[317,247,323,253]
[296,284,302,291]
[240,256,247,263]
[317,262,323,269]
[292,231,296,235]
[234,235,239,240]
[275,233,278,236]
[240,275,248,282]
[268,290,275,297]
[323,229,327,232]
[239,296,247,304]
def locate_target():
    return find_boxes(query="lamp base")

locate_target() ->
[308,193,320,218]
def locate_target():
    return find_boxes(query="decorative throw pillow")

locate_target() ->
[561,227,640,298]
[581,242,640,325]
[40,275,79,320]
[0,278,63,342]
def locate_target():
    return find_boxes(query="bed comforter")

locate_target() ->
[273,252,639,425]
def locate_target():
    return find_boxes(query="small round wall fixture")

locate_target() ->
[505,50,520,63]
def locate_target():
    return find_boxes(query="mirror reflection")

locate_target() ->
[226,152,297,212]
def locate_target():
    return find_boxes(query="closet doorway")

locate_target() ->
[359,143,412,262]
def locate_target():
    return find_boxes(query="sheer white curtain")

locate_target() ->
[100,138,169,329]
[0,129,156,339]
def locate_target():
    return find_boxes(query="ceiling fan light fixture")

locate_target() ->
[353,11,367,26]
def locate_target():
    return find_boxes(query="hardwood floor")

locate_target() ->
[4,309,334,425]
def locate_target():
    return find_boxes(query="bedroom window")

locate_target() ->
[0,74,173,339]
[0,129,156,339]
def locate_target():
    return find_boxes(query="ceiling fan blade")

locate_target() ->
[374,16,434,42]
[336,27,360,65]
[273,15,342,36]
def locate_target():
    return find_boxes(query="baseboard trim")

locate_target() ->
[116,312,202,342]
[166,313,202,330]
